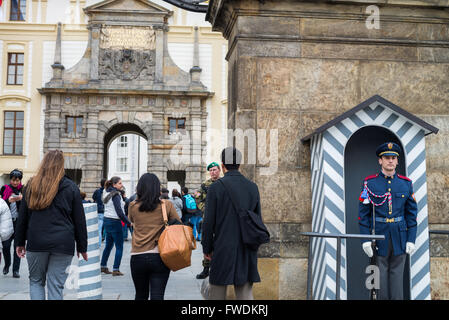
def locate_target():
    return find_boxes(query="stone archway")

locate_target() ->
[102,122,149,181]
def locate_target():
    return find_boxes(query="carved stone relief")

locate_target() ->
[99,48,155,81]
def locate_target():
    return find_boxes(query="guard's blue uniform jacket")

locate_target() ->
[358,172,418,256]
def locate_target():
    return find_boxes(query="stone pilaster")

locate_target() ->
[207,0,449,300]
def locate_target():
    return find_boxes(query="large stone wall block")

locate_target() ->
[302,42,418,61]
[256,169,312,223]
[279,258,308,300]
[256,110,301,170]
[237,40,301,58]
[258,241,281,258]
[417,23,449,41]
[236,57,256,111]
[431,258,449,300]
[253,258,279,300]
[359,61,449,115]
[430,228,449,257]
[256,58,294,110]
[238,15,300,37]
[426,170,449,224]
[422,115,449,170]
[418,47,449,63]
[265,223,281,241]
[301,18,418,40]
[291,59,360,113]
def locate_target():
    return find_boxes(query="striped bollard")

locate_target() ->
[78,203,102,300]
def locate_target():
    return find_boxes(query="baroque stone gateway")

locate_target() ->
[39,0,212,196]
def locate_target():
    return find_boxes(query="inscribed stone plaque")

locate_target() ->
[99,26,156,81]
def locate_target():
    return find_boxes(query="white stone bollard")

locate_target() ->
[78,203,102,300]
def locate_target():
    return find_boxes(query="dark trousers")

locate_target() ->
[130,253,170,300]
[181,213,193,225]
[377,238,407,300]
[1,219,20,273]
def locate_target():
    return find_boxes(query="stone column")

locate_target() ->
[154,25,166,84]
[81,107,102,196]
[187,98,204,190]
[208,0,449,300]
[148,97,166,183]
[45,94,62,151]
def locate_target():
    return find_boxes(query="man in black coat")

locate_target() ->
[201,147,262,300]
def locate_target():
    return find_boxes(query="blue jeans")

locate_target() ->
[101,218,124,271]
[98,213,104,248]
[122,223,128,240]
[189,216,202,241]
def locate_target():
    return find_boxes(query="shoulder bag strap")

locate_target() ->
[218,179,240,213]
[161,200,168,226]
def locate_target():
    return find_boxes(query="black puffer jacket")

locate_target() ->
[15,176,87,256]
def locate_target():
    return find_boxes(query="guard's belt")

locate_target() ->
[375,216,403,223]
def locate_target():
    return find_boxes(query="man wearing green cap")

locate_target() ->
[195,162,221,279]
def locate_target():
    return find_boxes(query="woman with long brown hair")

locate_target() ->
[15,150,88,300]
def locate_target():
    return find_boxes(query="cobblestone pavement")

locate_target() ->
[0,237,205,300]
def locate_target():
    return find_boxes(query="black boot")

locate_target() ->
[196,266,209,279]
[3,266,9,275]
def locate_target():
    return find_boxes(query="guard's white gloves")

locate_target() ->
[362,241,373,258]
[406,242,415,255]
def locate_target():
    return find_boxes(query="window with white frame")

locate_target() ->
[3,111,24,155]
[10,0,27,21]
[116,136,128,172]
[7,53,24,85]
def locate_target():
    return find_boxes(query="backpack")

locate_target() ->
[184,194,197,213]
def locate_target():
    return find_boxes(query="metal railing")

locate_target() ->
[429,230,449,236]
[300,232,385,300]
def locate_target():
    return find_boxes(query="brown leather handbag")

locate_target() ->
[158,200,196,271]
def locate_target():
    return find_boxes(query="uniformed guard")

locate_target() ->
[358,142,418,300]
[195,161,221,279]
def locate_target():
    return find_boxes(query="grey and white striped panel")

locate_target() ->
[310,101,431,300]
[311,133,327,300]
[78,203,102,300]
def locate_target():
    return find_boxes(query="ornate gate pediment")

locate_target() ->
[86,0,171,13]
[38,0,212,198]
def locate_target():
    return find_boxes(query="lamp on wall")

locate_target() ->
[162,0,209,13]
